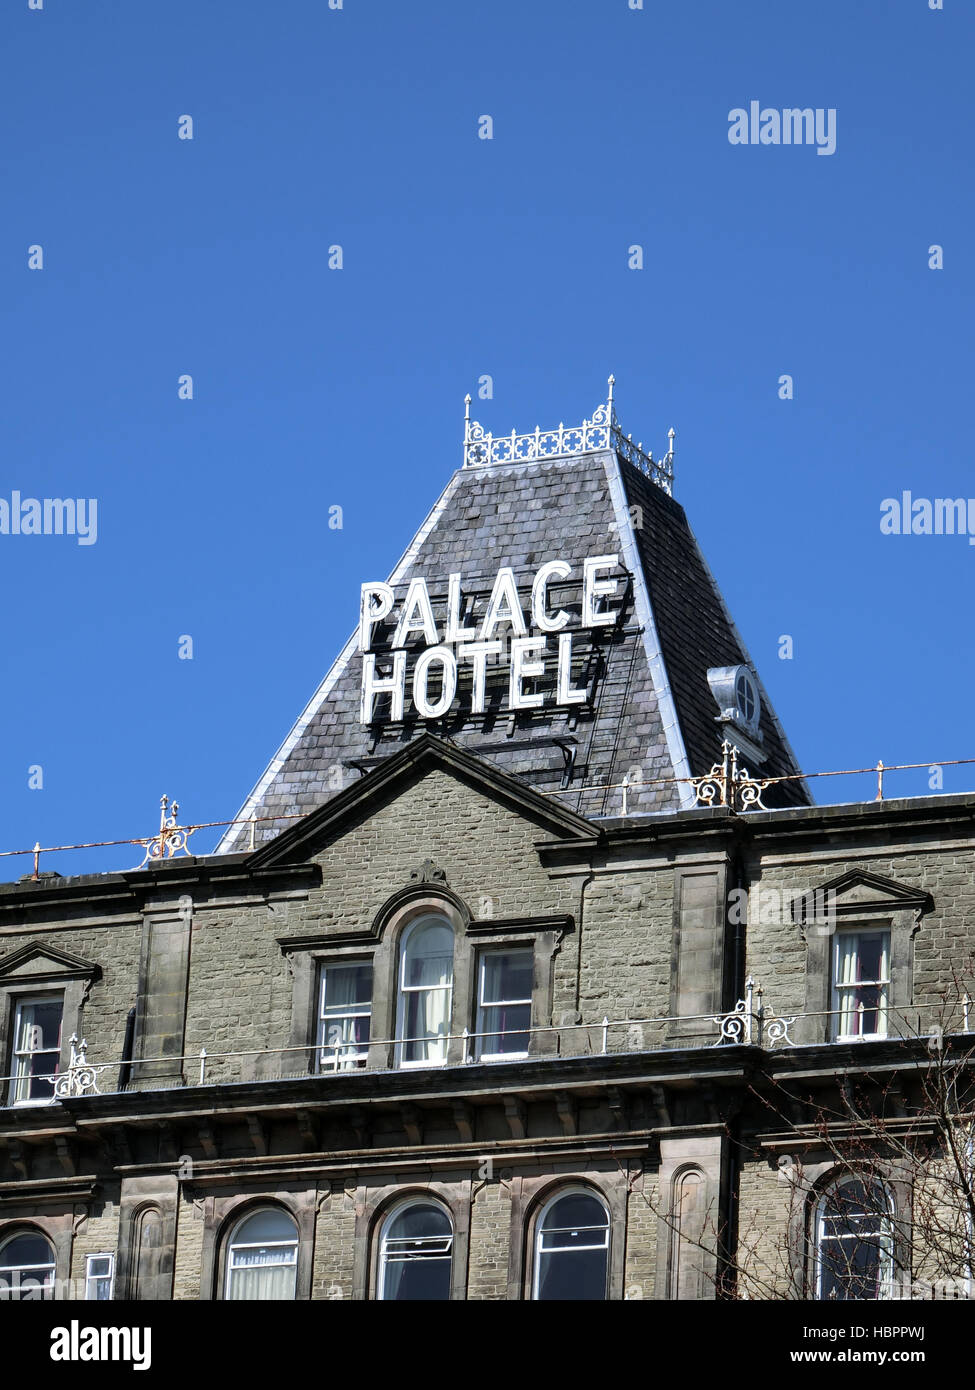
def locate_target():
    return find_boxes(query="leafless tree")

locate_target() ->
[622,970,975,1300]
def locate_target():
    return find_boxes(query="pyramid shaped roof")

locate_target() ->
[217,384,808,852]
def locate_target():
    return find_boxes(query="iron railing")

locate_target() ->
[2,989,972,1108]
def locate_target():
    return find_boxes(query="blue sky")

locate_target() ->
[1,0,971,878]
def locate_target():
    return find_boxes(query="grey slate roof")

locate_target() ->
[217,447,809,853]
[621,465,809,808]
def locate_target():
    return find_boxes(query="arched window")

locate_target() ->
[377,1200,453,1300]
[224,1206,298,1301]
[397,916,454,1066]
[0,1229,56,1301]
[814,1174,894,1300]
[532,1188,610,1301]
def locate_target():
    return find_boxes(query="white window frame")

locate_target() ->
[831,930,891,1042]
[85,1253,115,1301]
[735,669,757,724]
[317,961,372,1071]
[224,1207,298,1301]
[813,1175,895,1301]
[475,947,532,1062]
[10,994,63,1107]
[395,917,454,1070]
[377,1199,453,1302]
[531,1187,610,1301]
[0,1230,57,1301]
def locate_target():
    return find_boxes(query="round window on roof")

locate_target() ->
[735,670,757,727]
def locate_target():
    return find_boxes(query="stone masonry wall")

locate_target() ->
[0,922,142,1081]
[735,1155,795,1300]
[69,1192,121,1295]
[745,844,975,1025]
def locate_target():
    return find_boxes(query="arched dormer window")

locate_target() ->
[377,1200,453,1300]
[0,1228,56,1300]
[813,1174,894,1300]
[224,1206,298,1301]
[532,1188,610,1301]
[397,915,454,1066]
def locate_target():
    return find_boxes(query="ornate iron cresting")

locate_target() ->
[712,978,796,1049]
[136,794,196,868]
[692,740,772,812]
[52,1034,107,1098]
[463,376,675,495]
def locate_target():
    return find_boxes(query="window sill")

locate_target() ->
[831,1033,888,1044]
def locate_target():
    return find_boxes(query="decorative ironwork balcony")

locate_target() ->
[2,989,960,1110]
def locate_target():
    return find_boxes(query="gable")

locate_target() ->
[821,869,931,911]
[247,733,594,869]
[0,941,101,984]
[277,765,576,939]
[790,868,933,926]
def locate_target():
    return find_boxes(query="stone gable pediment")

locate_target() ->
[814,868,931,915]
[0,941,101,984]
[246,732,595,870]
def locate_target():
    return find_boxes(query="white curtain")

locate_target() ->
[836,935,889,1037]
[423,978,451,1062]
[226,1210,298,1300]
[873,936,890,1034]
[13,1000,61,1103]
[408,961,451,1062]
[321,964,371,1069]
[836,935,859,1037]
[402,922,453,1063]
[227,1249,297,1301]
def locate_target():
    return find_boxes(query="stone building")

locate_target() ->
[1,385,971,1302]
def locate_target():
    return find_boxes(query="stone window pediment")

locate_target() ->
[793,869,932,931]
[0,943,101,986]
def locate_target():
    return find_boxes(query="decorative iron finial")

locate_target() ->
[667,427,676,457]
[692,740,771,812]
[53,1033,106,1098]
[712,978,796,1049]
[607,374,615,411]
[135,794,196,868]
